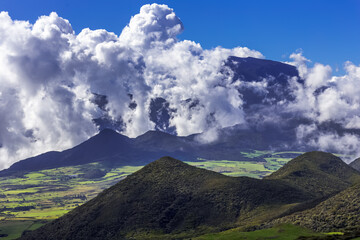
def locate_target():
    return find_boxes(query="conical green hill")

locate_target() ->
[266,151,360,198]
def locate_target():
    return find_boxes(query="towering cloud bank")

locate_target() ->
[0,4,262,168]
[0,4,359,169]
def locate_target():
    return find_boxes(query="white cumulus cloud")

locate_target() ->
[0,4,263,169]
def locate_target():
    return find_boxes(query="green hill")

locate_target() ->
[265,151,360,198]
[19,157,309,240]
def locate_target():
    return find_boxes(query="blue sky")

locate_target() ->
[2,0,360,73]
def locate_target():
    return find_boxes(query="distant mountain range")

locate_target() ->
[19,152,360,239]
[0,129,239,174]
[0,127,300,175]
[4,124,360,176]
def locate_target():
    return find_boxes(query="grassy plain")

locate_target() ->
[186,150,300,178]
[0,164,143,220]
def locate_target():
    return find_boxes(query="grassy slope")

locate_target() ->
[272,183,360,233]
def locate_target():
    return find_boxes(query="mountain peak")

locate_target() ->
[98,128,119,135]
[273,151,348,176]
[226,55,299,82]
[140,156,186,170]
[153,156,184,165]
[266,151,360,197]
[299,151,340,162]
[135,130,178,142]
[78,128,130,150]
[92,128,127,140]
[133,156,209,181]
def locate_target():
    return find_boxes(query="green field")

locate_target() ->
[0,150,301,239]
[0,220,45,240]
[186,151,301,178]
[194,224,328,240]
[187,160,271,178]
[0,164,142,221]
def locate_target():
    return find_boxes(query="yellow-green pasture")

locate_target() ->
[0,164,143,221]
[186,151,300,178]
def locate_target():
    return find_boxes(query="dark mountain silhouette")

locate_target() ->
[134,130,192,153]
[19,156,311,240]
[266,151,360,198]
[3,124,358,176]
[1,129,138,174]
[1,129,200,175]
[225,56,299,81]
[224,56,299,108]
[0,127,301,175]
